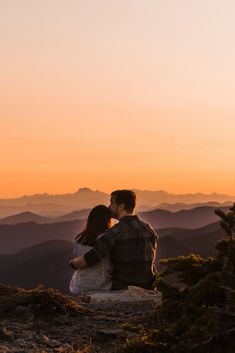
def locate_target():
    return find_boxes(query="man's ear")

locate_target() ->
[119,203,125,212]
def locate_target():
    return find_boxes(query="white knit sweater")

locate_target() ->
[69,242,113,294]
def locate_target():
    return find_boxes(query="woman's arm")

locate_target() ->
[70,226,118,269]
[70,255,86,269]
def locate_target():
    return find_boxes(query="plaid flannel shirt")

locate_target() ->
[84,215,158,290]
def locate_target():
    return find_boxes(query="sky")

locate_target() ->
[0,0,235,198]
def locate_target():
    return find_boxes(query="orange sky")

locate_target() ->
[1,0,235,198]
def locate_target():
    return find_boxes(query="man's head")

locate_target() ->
[109,190,136,219]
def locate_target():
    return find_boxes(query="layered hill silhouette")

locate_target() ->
[0,220,226,292]
[158,221,221,241]
[0,196,230,292]
[0,188,108,218]
[0,206,227,254]
[0,205,230,229]
[54,209,90,222]
[0,210,89,225]
[0,211,51,225]
[157,236,192,260]
[0,220,84,254]
[0,222,224,293]
[139,206,230,229]
[0,240,74,293]
[133,189,234,206]
[159,222,224,257]
[156,201,232,212]
[0,187,234,218]
[0,237,193,293]
[181,227,226,257]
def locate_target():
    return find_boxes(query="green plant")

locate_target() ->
[121,204,235,353]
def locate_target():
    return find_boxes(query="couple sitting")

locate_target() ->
[69,190,158,293]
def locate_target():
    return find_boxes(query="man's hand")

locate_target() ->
[70,255,86,269]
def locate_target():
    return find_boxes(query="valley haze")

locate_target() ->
[0,187,233,218]
[0,187,233,292]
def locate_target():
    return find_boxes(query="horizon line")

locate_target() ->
[0,187,234,200]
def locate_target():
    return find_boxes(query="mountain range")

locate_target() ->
[0,240,74,292]
[0,220,226,292]
[0,187,233,218]
[0,215,224,257]
[0,196,230,292]
[0,220,84,254]
[139,206,230,229]
[0,205,229,230]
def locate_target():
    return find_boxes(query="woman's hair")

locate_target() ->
[75,205,112,246]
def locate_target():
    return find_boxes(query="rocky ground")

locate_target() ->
[0,285,161,353]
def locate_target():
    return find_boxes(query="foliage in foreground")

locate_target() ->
[122,204,235,353]
[0,284,86,318]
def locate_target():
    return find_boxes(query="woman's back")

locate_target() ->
[69,205,113,294]
[69,236,113,294]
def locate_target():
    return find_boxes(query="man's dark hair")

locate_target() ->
[111,190,136,213]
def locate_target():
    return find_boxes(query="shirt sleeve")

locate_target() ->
[84,227,118,266]
[151,239,158,274]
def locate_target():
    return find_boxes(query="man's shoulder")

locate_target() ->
[138,219,158,239]
[103,223,121,236]
[110,223,121,233]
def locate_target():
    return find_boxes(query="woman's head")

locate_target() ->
[76,205,112,246]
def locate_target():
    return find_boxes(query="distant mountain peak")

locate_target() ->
[16,211,37,216]
[75,187,93,193]
[74,187,106,196]
[0,211,51,225]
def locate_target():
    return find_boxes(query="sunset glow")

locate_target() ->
[1,0,235,197]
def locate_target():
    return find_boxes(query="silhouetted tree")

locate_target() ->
[122,204,235,353]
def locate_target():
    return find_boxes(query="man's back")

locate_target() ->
[84,215,158,290]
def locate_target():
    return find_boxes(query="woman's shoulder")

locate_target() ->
[73,242,92,256]
[75,231,84,242]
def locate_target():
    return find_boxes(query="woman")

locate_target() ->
[69,205,113,294]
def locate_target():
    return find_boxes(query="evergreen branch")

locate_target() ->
[191,327,235,350]
[209,305,235,317]
[219,286,235,294]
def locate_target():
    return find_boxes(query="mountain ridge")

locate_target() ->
[0,187,233,204]
[0,205,230,229]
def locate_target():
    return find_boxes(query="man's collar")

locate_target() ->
[119,215,139,222]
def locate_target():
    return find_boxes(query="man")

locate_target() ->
[70,190,158,290]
